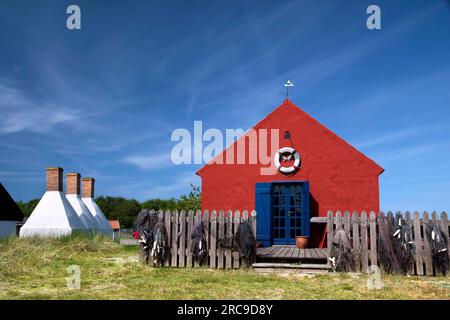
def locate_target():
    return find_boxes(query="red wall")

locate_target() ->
[197,100,383,246]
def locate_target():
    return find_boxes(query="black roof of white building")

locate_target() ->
[0,183,24,221]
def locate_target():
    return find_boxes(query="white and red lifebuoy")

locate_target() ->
[274,147,301,174]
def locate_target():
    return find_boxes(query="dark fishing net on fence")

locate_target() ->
[234,222,256,266]
[151,218,170,266]
[217,236,233,249]
[391,213,415,275]
[136,209,150,234]
[329,229,355,272]
[136,209,152,263]
[218,221,256,266]
[377,215,401,274]
[425,224,449,276]
[191,220,208,265]
[136,209,159,253]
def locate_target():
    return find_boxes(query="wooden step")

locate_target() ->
[252,262,331,274]
[256,247,328,260]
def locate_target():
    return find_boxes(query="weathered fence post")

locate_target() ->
[217,210,225,269]
[326,211,333,258]
[146,209,157,266]
[432,211,447,276]
[186,210,194,267]
[422,212,433,275]
[344,211,351,235]
[242,210,248,223]
[386,211,393,223]
[203,210,210,267]
[413,211,423,275]
[369,211,377,268]
[225,210,233,269]
[441,212,450,261]
[194,210,202,267]
[233,211,241,268]
[352,211,360,271]
[163,210,170,266]
[401,211,411,274]
[178,210,186,268]
[335,211,342,230]
[209,210,217,269]
[360,211,368,272]
[251,210,257,240]
[376,212,386,270]
[171,210,179,267]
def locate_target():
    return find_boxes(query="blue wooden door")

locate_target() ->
[255,183,272,247]
[272,183,309,245]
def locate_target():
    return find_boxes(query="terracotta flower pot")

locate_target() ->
[296,236,309,249]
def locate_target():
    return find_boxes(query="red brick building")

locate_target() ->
[197,99,383,247]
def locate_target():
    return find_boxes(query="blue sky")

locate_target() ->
[0,0,449,212]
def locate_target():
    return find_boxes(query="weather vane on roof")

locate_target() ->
[284,80,294,98]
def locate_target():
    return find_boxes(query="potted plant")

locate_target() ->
[296,236,309,248]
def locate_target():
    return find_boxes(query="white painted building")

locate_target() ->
[81,177,113,237]
[20,167,88,237]
[65,173,101,233]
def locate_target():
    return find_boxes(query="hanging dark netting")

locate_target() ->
[217,235,234,249]
[135,209,169,266]
[425,224,449,276]
[191,220,208,265]
[329,229,355,272]
[377,214,401,274]
[218,221,256,267]
[234,222,256,266]
[135,209,150,234]
[151,217,170,266]
[391,213,415,275]
[135,210,152,262]
[136,209,159,253]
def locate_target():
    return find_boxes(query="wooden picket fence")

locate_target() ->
[327,211,450,276]
[142,209,257,268]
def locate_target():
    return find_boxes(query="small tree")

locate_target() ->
[95,196,142,228]
[177,184,201,211]
[141,198,178,211]
[16,199,39,217]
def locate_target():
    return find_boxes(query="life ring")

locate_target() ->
[274,147,301,174]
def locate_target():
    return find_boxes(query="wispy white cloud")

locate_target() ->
[0,83,81,134]
[374,142,450,163]
[353,130,416,149]
[353,121,450,151]
[0,170,44,182]
[121,153,173,170]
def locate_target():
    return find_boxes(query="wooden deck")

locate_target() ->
[256,246,328,261]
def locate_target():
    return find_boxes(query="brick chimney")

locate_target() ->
[46,167,63,192]
[66,173,80,195]
[82,177,95,198]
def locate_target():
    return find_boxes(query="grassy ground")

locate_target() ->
[0,237,448,300]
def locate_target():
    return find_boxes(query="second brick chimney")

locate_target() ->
[82,177,95,198]
[46,167,63,192]
[66,173,81,195]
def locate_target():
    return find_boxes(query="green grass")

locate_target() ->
[0,237,449,300]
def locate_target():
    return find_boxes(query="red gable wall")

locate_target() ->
[197,100,383,245]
